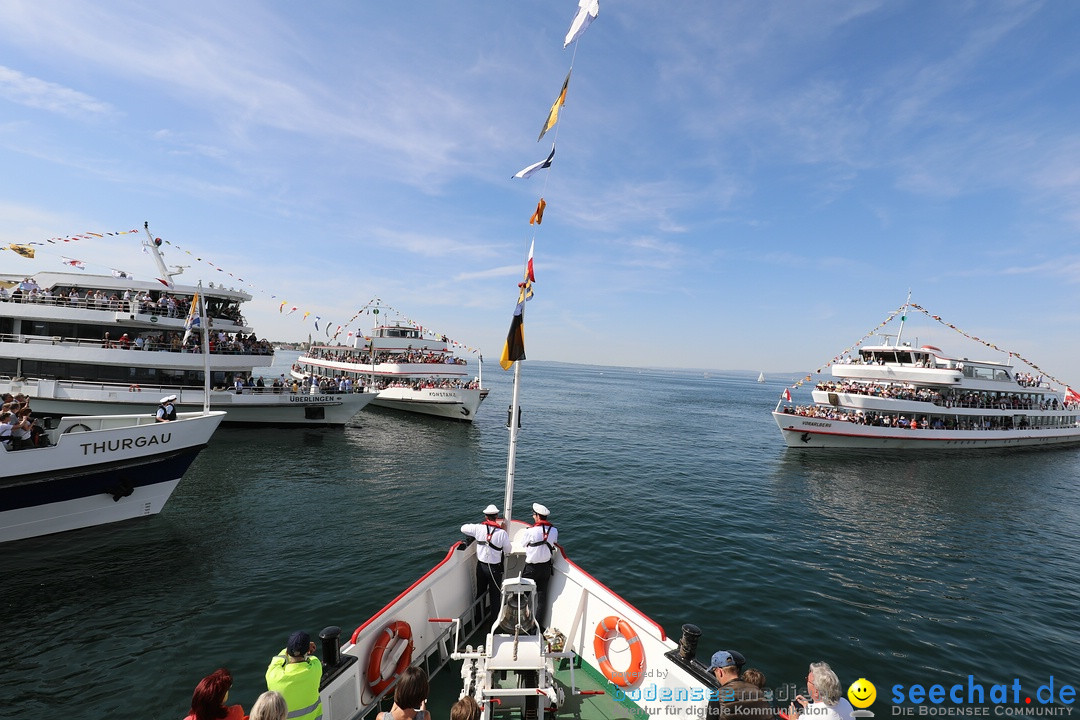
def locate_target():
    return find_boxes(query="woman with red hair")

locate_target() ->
[183,668,245,720]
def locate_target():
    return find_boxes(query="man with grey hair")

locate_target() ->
[791,661,854,720]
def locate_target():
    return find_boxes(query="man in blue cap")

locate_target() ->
[266,630,323,720]
[705,649,771,717]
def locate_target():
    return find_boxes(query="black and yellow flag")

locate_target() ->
[499,303,526,371]
[537,70,571,141]
[9,244,35,258]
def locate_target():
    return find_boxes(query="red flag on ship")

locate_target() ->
[783,388,792,402]
[1066,388,1080,406]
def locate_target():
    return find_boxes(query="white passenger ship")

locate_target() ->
[293,322,487,421]
[0,226,373,426]
[1,409,225,543]
[774,319,1080,449]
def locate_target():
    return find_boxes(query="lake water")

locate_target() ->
[3,356,1078,718]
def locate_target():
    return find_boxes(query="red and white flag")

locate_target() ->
[783,388,792,402]
[1066,387,1080,406]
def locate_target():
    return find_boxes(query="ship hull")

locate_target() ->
[774,411,1080,449]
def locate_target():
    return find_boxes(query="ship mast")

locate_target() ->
[894,289,912,347]
[502,360,522,527]
[141,222,184,289]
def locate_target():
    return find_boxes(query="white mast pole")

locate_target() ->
[503,359,522,528]
[895,289,912,347]
[198,283,210,414]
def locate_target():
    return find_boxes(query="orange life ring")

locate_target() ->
[593,615,645,687]
[366,620,413,696]
[129,384,141,392]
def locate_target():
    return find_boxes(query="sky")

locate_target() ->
[2,1,1080,378]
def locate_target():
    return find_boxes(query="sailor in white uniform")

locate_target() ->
[461,504,509,614]
[521,502,558,628]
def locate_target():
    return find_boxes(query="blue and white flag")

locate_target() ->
[512,144,555,179]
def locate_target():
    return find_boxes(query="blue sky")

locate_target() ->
[2,1,1080,378]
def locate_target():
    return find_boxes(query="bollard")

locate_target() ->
[319,626,341,668]
[678,623,702,662]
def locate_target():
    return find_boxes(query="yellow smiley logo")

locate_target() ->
[848,678,876,708]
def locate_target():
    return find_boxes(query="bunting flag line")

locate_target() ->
[907,302,1072,390]
[500,245,536,371]
[564,0,599,48]
[13,227,491,357]
[783,301,1076,397]
[513,144,555,179]
[538,70,571,141]
[529,198,547,225]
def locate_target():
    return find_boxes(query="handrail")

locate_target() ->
[0,295,245,326]
[0,332,271,356]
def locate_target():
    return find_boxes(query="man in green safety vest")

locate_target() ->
[265,630,323,720]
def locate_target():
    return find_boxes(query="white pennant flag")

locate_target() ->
[564,0,599,48]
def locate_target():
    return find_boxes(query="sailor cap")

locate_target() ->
[160,395,178,403]
[484,504,500,515]
[532,503,550,517]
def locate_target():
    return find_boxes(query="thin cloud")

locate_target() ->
[0,66,113,118]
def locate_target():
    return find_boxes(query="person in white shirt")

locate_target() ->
[520,502,558,627]
[461,504,509,616]
[791,662,852,720]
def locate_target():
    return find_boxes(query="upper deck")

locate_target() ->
[832,343,1039,393]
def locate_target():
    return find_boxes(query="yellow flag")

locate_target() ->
[537,70,571,141]
[9,244,35,258]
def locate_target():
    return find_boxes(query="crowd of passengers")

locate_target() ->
[290,364,479,391]
[815,381,1067,411]
[305,346,468,365]
[96,329,272,356]
[374,377,481,391]
[0,281,244,324]
[0,393,54,449]
[225,373,362,395]
[780,405,1043,431]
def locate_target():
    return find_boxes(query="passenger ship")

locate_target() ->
[0,227,373,426]
[293,322,487,421]
[773,318,1080,449]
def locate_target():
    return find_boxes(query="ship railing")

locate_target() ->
[0,332,271,356]
[0,295,246,325]
[11,377,337,397]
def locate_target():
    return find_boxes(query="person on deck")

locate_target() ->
[521,502,558,628]
[461,504,509,615]
[790,661,853,720]
[705,650,771,718]
[183,667,245,720]
[156,395,177,422]
[265,631,323,720]
[377,666,428,720]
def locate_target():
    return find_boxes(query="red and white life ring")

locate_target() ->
[366,620,414,696]
[593,615,645,687]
